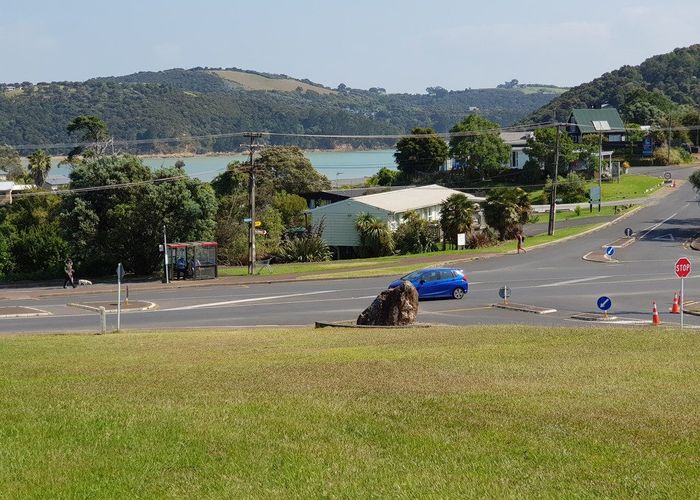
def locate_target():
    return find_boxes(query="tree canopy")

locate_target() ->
[449,115,510,180]
[394,128,449,179]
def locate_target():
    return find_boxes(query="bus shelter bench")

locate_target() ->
[256,258,273,274]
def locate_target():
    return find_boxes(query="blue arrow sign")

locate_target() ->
[597,296,612,311]
[606,246,615,257]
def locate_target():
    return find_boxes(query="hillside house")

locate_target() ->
[567,108,626,144]
[308,184,485,257]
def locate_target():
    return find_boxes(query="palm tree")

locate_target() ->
[439,193,476,250]
[483,187,531,240]
[28,149,51,187]
[355,213,394,257]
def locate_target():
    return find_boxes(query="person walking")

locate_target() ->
[63,258,77,288]
[516,231,527,254]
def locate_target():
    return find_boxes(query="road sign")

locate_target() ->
[664,171,672,181]
[243,217,252,223]
[597,296,612,311]
[457,233,466,247]
[675,257,691,278]
[498,286,511,300]
[606,246,615,257]
[255,220,262,228]
[116,262,125,282]
[624,228,633,237]
[590,186,601,203]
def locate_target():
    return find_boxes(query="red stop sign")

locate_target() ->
[675,258,692,278]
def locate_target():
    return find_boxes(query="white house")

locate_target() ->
[441,131,534,171]
[308,184,485,255]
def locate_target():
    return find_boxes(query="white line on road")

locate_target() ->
[161,290,339,311]
[536,276,610,288]
[637,211,679,240]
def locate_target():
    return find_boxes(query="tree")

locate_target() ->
[483,187,531,240]
[61,156,217,275]
[273,192,308,228]
[66,115,111,160]
[28,149,51,187]
[0,145,26,181]
[370,167,401,186]
[543,172,587,203]
[524,127,576,179]
[449,115,511,180]
[394,128,449,180]
[355,213,394,257]
[439,193,476,250]
[394,210,438,254]
[256,147,331,194]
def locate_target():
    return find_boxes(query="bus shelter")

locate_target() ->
[165,242,218,281]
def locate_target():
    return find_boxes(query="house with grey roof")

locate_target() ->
[567,108,626,144]
[43,175,71,190]
[308,184,485,257]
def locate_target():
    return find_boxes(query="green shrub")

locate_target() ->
[10,223,68,278]
[394,211,439,254]
[280,223,331,262]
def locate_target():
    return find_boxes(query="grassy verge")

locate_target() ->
[221,221,607,279]
[528,174,662,203]
[1,326,698,497]
[528,205,633,224]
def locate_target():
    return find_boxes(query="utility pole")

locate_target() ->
[243,132,264,275]
[598,132,603,212]
[547,125,561,236]
[667,116,672,164]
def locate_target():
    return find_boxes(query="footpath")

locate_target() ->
[0,185,679,302]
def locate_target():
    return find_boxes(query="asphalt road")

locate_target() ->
[2,166,700,335]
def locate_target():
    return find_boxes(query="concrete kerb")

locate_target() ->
[315,321,432,329]
[491,303,557,314]
[67,301,157,313]
[580,205,646,263]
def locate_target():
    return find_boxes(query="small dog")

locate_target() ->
[78,279,93,286]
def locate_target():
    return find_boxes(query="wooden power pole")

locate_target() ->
[243,132,264,275]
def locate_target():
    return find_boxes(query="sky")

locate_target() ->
[1,0,699,93]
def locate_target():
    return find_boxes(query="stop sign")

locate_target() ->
[675,258,692,278]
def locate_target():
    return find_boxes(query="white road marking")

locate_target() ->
[536,276,610,288]
[161,290,338,311]
[637,211,679,240]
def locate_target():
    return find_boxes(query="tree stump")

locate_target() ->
[356,281,419,326]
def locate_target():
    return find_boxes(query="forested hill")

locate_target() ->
[522,44,700,125]
[0,67,560,153]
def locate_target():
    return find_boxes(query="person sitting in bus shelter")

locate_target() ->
[175,256,187,280]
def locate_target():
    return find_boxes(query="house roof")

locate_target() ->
[569,108,626,133]
[0,181,14,191]
[350,184,484,213]
[500,131,534,146]
[44,175,71,186]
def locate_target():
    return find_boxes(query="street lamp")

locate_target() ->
[336,171,343,188]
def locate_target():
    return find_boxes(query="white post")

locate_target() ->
[99,306,106,334]
[117,274,121,331]
[163,225,169,284]
[681,278,684,329]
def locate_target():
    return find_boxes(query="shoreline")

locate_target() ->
[49,146,395,162]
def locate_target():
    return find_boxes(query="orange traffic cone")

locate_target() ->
[652,301,661,325]
[671,292,680,314]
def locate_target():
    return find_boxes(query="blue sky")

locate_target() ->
[1,0,699,93]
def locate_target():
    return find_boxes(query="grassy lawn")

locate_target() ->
[528,174,663,203]
[220,221,608,279]
[1,326,698,497]
[528,205,634,224]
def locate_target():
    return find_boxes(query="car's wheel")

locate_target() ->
[452,287,465,299]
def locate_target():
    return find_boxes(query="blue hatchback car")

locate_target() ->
[388,268,469,300]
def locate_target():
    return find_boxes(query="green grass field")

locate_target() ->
[528,205,633,224]
[528,174,663,203]
[1,326,698,497]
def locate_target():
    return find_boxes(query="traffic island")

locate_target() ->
[571,312,619,321]
[0,306,52,319]
[67,300,156,313]
[680,300,700,316]
[492,303,557,314]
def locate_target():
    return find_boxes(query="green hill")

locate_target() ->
[0,68,558,154]
[522,44,700,124]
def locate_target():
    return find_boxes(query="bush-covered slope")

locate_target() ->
[522,44,700,124]
[0,68,557,153]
